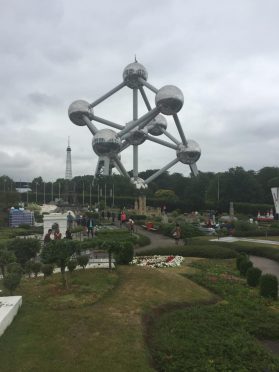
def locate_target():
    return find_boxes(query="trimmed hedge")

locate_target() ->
[260,274,278,300]
[246,267,262,287]
[239,260,253,276]
[113,242,134,265]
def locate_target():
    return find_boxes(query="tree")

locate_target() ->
[3,273,21,295]
[41,240,78,287]
[77,255,89,269]
[0,246,16,277]
[7,238,41,266]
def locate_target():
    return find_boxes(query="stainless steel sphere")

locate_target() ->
[155,85,184,115]
[176,140,201,164]
[131,177,148,190]
[123,62,148,89]
[68,100,94,126]
[92,129,121,156]
[147,114,167,136]
[125,128,147,145]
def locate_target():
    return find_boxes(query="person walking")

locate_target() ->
[44,229,52,244]
[87,216,95,238]
[120,211,127,227]
[173,223,181,245]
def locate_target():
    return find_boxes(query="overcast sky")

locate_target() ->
[1,0,279,182]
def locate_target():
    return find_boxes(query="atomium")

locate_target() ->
[68,59,201,188]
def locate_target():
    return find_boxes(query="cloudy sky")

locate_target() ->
[1,0,279,182]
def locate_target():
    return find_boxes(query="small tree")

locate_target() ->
[41,240,78,287]
[67,259,77,273]
[7,238,40,266]
[7,262,23,275]
[113,242,134,265]
[77,255,89,269]
[0,248,16,277]
[3,273,21,295]
[260,274,278,300]
[31,262,42,278]
[41,264,54,279]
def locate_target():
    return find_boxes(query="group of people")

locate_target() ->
[43,228,72,244]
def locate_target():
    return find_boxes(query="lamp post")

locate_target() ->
[43,182,46,204]
[104,183,107,209]
[51,182,54,202]
[82,182,85,205]
[3,179,6,192]
[58,182,61,200]
[89,183,92,207]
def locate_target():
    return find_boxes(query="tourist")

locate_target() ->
[54,229,62,240]
[112,211,116,223]
[65,229,72,240]
[120,211,127,227]
[128,218,135,233]
[67,212,74,229]
[44,229,52,244]
[81,215,87,235]
[173,223,181,245]
[87,216,95,238]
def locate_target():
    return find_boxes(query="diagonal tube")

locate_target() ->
[146,135,178,150]
[89,81,126,109]
[161,128,180,145]
[173,114,187,145]
[138,78,159,93]
[82,115,98,135]
[92,115,124,130]
[145,158,180,184]
[139,86,152,111]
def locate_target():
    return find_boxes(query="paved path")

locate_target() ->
[211,236,279,245]
[249,255,279,282]
[135,226,175,253]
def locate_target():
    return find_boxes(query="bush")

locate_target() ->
[260,274,278,300]
[114,242,134,265]
[67,259,77,272]
[136,233,151,247]
[7,262,23,275]
[31,261,42,278]
[239,259,253,276]
[246,267,262,287]
[77,255,89,269]
[41,264,54,279]
[236,253,248,270]
[3,273,21,295]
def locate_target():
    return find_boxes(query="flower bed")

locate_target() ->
[132,255,184,268]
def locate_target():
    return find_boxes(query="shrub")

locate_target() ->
[41,264,54,279]
[236,253,249,270]
[239,260,253,276]
[67,259,77,272]
[7,262,23,275]
[3,273,21,295]
[114,242,134,265]
[31,261,42,278]
[136,233,151,247]
[246,267,262,287]
[260,274,278,300]
[77,255,89,269]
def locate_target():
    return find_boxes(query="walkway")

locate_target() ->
[211,236,279,245]
[135,226,175,253]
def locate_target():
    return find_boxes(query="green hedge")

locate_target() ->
[229,243,279,263]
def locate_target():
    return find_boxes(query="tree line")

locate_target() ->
[0,166,279,213]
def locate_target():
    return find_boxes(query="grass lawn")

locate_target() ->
[0,261,213,372]
[147,259,279,371]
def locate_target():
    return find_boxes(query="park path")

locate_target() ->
[134,226,175,253]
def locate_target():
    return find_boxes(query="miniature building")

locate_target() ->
[9,208,34,227]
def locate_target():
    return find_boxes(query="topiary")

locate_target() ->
[31,261,42,278]
[41,264,54,279]
[67,259,77,272]
[260,274,278,300]
[246,267,262,287]
[3,273,21,295]
[236,253,249,270]
[114,242,134,265]
[77,255,89,269]
[239,259,253,276]
[7,262,23,275]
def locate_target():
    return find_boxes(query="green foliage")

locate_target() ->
[3,273,21,295]
[246,267,262,287]
[159,222,203,239]
[31,261,42,278]
[230,243,279,264]
[7,238,41,266]
[135,233,151,247]
[67,259,77,272]
[137,243,237,259]
[7,262,23,275]
[236,253,248,270]
[113,242,134,265]
[128,214,147,221]
[41,264,54,279]
[147,259,279,372]
[77,255,89,269]
[239,259,253,276]
[260,274,278,300]
[0,247,16,277]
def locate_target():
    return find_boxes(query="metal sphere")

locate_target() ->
[68,100,94,126]
[125,128,147,145]
[155,85,184,115]
[131,177,148,190]
[123,62,148,89]
[176,140,201,164]
[147,114,167,136]
[92,129,121,156]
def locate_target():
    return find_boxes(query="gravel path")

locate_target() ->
[135,226,176,253]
